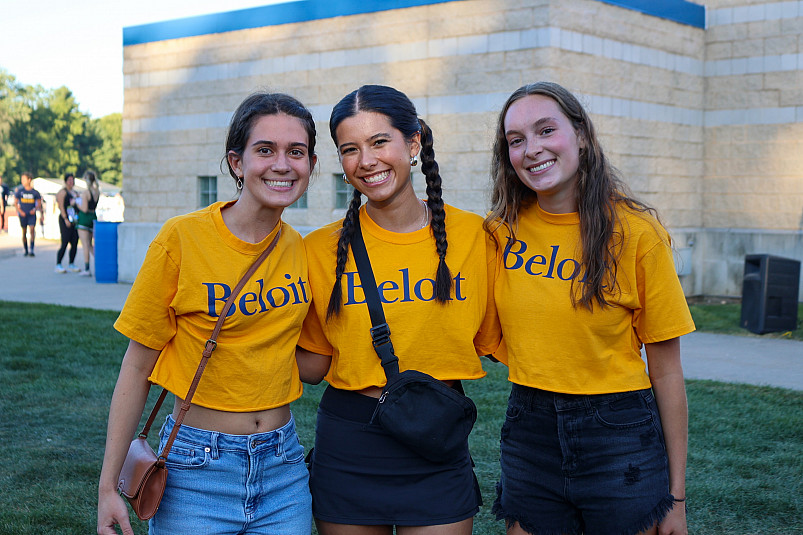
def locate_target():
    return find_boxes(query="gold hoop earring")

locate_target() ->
[342,173,349,185]
[410,156,418,167]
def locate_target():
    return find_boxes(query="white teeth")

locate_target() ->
[364,171,389,184]
[265,180,292,187]
[529,161,554,173]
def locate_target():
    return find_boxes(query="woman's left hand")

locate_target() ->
[658,500,687,535]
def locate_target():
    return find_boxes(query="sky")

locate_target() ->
[0,0,282,119]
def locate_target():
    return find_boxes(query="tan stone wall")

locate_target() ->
[120,0,803,297]
[704,0,803,230]
[122,0,710,230]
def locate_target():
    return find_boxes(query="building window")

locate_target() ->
[288,191,307,209]
[334,173,352,209]
[198,176,217,207]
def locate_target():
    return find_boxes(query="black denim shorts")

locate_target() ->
[493,384,676,535]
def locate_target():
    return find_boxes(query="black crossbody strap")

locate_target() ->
[352,218,400,377]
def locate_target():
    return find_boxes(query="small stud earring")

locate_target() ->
[410,156,418,167]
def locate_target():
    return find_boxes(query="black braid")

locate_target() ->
[419,119,452,303]
[326,187,363,319]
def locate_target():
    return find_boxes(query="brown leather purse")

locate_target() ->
[117,228,282,520]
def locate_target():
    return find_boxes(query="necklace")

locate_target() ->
[419,199,429,229]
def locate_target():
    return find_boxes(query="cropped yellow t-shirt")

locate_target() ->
[494,202,695,395]
[114,201,309,411]
[299,203,501,390]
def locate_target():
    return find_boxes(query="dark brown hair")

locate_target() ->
[326,85,451,319]
[222,92,317,191]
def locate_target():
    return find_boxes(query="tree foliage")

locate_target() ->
[0,68,122,186]
[93,113,122,186]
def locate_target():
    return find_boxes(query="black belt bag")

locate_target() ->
[351,218,477,464]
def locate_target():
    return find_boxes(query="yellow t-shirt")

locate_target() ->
[114,201,309,411]
[299,203,501,390]
[494,202,695,394]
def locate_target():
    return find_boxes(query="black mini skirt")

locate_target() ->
[308,385,481,526]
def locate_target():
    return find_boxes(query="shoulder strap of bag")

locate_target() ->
[351,218,400,377]
[139,226,283,460]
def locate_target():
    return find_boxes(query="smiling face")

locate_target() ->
[335,111,420,207]
[504,94,585,213]
[227,113,315,213]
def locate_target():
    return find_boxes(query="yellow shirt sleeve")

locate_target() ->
[115,239,179,350]
[298,301,334,356]
[473,229,502,356]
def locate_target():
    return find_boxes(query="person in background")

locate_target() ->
[55,173,81,273]
[0,175,10,232]
[297,84,500,535]
[13,172,43,257]
[97,92,317,535]
[76,170,100,276]
[487,82,693,535]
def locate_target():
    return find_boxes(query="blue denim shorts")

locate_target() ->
[308,386,481,526]
[149,414,312,535]
[493,384,675,535]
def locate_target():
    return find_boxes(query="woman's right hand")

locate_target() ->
[97,340,160,535]
[97,489,134,535]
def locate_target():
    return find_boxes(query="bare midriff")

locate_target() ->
[172,398,291,435]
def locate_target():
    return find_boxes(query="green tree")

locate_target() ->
[92,113,122,186]
[0,69,28,182]
[45,86,102,177]
[6,84,53,178]
[0,69,120,186]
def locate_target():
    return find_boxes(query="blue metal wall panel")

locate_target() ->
[123,0,460,46]
[123,0,705,46]
[596,0,705,28]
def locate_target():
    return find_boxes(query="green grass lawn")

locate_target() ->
[688,301,803,341]
[0,300,801,534]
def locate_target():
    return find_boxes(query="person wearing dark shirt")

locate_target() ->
[55,173,81,272]
[13,172,44,256]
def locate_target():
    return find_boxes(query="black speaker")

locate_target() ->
[740,254,800,334]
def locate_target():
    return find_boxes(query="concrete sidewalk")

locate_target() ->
[0,230,130,311]
[680,331,801,391]
[0,229,800,390]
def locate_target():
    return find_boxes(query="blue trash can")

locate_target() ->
[94,221,120,283]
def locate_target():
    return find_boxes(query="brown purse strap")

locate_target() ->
[138,389,168,438]
[138,226,283,462]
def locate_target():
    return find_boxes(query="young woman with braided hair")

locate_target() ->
[487,82,694,535]
[296,85,500,535]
